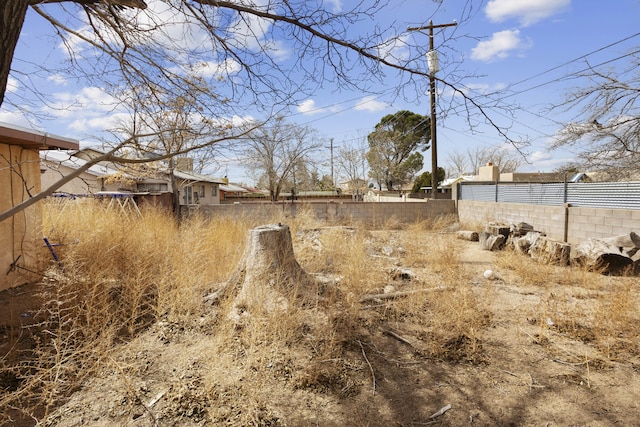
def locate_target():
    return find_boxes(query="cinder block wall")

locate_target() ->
[567,206,640,243]
[457,200,640,244]
[188,200,456,226]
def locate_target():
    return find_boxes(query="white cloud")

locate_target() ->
[190,59,242,78]
[296,99,325,115]
[470,29,530,62]
[326,0,343,13]
[6,76,19,93]
[457,82,508,96]
[378,35,410,62]
[485,0,570,27]
[47,74,68,86]
[517,149,569,172]
[0,109,33,128]
[43,86,125,133]
[354,96,388,112]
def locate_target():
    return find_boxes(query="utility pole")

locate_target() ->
[329,138,334,187]
[408,20,457,199]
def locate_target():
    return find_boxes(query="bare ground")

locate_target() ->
[2,228,640,426]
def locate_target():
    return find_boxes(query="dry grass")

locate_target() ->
[495,243,640,368]
[1,204,639,425]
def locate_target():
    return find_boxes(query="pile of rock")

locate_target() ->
[457,222,640,275]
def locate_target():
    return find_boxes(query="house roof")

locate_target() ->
[173,169,226,184]
[220,183,249,193]
[41,150,120,177]
[439,175,475,187]
[0,122,79,150]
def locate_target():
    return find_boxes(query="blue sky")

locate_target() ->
[3,0,640,184]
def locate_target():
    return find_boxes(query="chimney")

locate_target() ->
[175,157,194,172]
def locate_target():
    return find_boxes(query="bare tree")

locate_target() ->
[2,1,525,137]
[2,0,530,221]
[446,145,522,177]
[445,149,469,177]
[549,54,640,180]
[245,117,321,201]
[335,138,368,194]
[119,80,228,213]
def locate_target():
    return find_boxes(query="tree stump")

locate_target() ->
[486,222,510,239]
[598,232,640,257]
[570,238,633,275]
[530,237,571,266]
[479,231,505,251]
[456,230,479,241]
[205,223,315,322]
[513,231,542,255]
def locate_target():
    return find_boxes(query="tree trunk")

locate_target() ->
[529,236,571,266]
[479,231,505,251]
[205,223,315,322]
[168,161,181,221]
[598,232,640,257]
[570,238,633,275]
[0,0,29,108]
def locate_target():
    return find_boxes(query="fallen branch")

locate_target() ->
[357,340,376,395]
[109,356,158,426]
[361,286,450,303]
[519,327,541,344]
[429,404,452,419]
[382,328,414,347]
[552,358,589,366]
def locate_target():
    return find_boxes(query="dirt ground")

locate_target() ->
[2,229,640,426]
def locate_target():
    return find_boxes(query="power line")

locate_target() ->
[487,30,640,96]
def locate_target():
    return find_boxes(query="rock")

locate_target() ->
[389,267,416,281]
[456,230,479,241]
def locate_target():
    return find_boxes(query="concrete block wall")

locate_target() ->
[457,200,640,244]
[567,206,640,243]
[189,200,456,226]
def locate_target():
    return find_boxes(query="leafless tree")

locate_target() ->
[2,0,527,221]
[548,53,640,180]
[335,138,368,194]
[445,149,469,177]
[244,117,321,201]
[446,145,522,177]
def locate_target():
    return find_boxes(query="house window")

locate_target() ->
[137,183,168,192]
[183,186,193,205]
[198,184,205,198]
[212,185,218,197]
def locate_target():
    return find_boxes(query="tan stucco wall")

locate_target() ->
[189,200,456,226]
[40,163,101,194]
[0,144,43,291]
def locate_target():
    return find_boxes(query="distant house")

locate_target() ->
[40,149,225,208]
[0,123,79,291]
[40,150,123,194]
[173,168,225,206]
[219,180,249,201]
[475,163,572,183]
[339,178,368,194]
